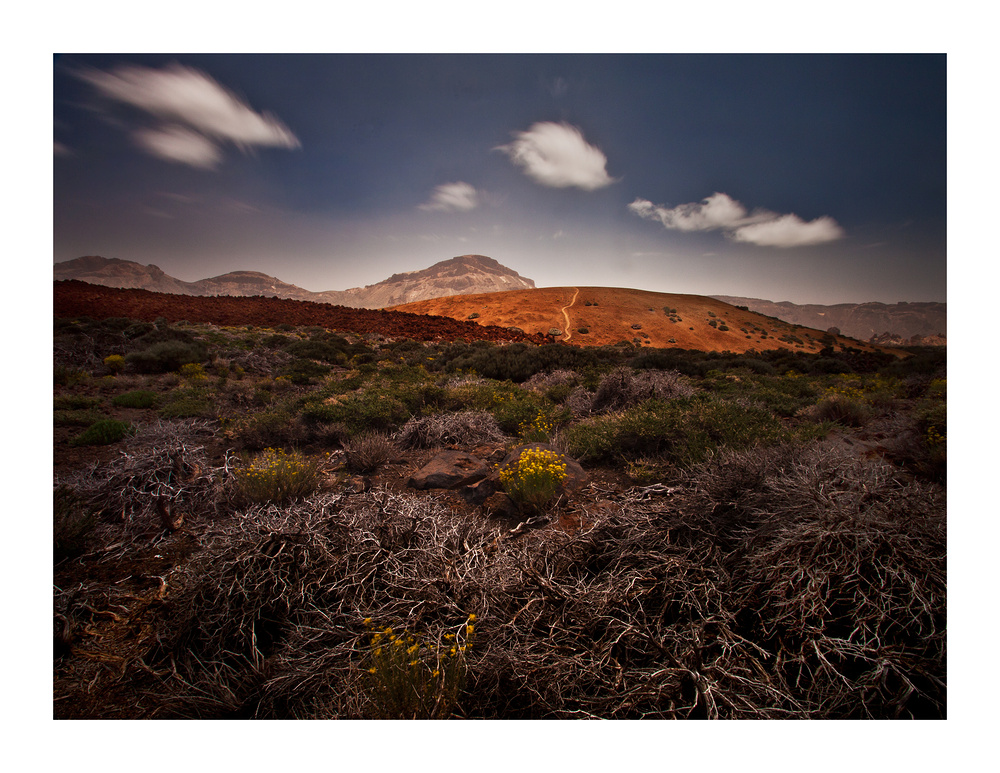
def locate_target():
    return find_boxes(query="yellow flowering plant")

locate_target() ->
[231,447,323,505]
[499,447,568,513]
[361,614,476,719]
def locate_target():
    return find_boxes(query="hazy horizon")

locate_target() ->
[54,54,946,306]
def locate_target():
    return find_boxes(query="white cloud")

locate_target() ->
[731,214,845,247]
[133,125,223,169]
[418,182,480,212]
[496,122,616,190]
[77,62,300,169]
[629,192,844,247]
[54,141,71,156]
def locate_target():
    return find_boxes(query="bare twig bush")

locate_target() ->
[396,410,507,449]
[57,419,221,541]
[520,369,582,393]
[691,441,946,717]
[343,432,397,472]
[130,432,944,719]
[591,366,696,412]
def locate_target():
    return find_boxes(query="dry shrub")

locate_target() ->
[802,394,871,427]
[693,442,946,717]
[343,432,397,472]
[520,369,581,394]
[57,419,221,541]
[396,410,506,449]
[591,366,695,412]
[135,441,944,719]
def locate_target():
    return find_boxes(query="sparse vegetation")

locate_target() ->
[53,310,946,719]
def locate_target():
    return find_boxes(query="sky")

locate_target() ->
[53,53,946,305]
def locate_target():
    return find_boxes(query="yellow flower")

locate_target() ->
[468,614,476,622]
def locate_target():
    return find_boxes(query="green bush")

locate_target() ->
[68,419,135,447]
[126,341,207,374]
[564,397,788,466]
[159,389,215,419]
[54,395,103,411]
[54,409,107,427]
[111,390,159,409]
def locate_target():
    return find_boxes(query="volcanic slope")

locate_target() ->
[391,286,891,355]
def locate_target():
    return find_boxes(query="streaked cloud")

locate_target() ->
[54,141,72,157]
[629,192,844,247]
[133,125,223,169]
[496,122,616,190]
[418,181,480,212]
[76,62,300,168]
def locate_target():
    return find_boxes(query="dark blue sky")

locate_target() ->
[53,54,946,304]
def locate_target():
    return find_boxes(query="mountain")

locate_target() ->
[392,286,897,355]
[53,254,533,308]
[336,255,534,307]
[711,295,946,344]
[53,256,199,295]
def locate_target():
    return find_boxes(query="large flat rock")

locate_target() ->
[407,450,489,490]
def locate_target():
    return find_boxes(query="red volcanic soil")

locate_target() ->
[53,281,549,344]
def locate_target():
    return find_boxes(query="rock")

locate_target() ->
[482,492,519,519]
[407,450,488,490]
[459,476,499,505]
[500,443,588,493]
[547,328,564,337]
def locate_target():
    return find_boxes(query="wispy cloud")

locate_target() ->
[629,192,844,247]
[496,122,616,191]
[76,62,300,169]
[133,125,223,169]
[418,182,480,212]
[54,141,72,157]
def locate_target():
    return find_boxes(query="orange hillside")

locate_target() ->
[391,286,892,355]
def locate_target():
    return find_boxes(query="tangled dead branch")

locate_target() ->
[89,439,943,719]
[57,419,221,542]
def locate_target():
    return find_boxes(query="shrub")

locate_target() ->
[54,395,103,411]
[54,409,106,427]
[103,354,126,374]
[230,448,324,505]
[159,389,215,419]
[397,411,506,449]
[361,616,476,719]
[179,362,208,381]
[518,412,556,443]
[112,390,159,409]
[343,432,397,473]
[564,397,788,466]
[126,341,207,374]
[53,485,97,561]
[229,409,325,451]
[806,394,871,427]
[591,366,695,412]
[68,419,135,447]
[499,446,568,512]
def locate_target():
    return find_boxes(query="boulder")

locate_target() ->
[407,450,489,491]
[459,476,500,505]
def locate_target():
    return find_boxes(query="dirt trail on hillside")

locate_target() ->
[561,288,580,342]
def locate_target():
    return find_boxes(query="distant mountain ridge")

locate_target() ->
[711,295,946,344]
[53,256,944,343]
[53,254,535,309]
